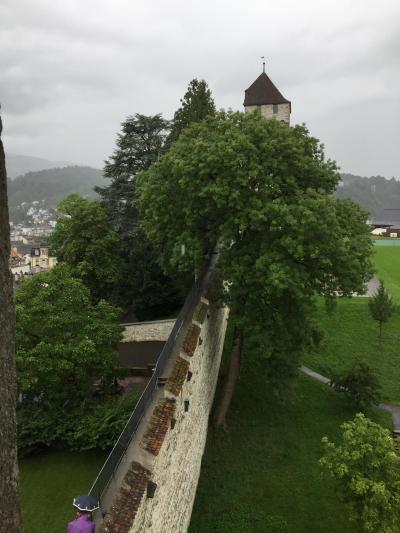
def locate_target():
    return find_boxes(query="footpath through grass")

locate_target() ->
[20,449,107,533]
[189,361,390,533]
[303,245,400,403]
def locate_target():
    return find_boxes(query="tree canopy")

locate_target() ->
[94,113,182,319]
[97,113,170,235]
[50,194,122,304]
[15,264,122,402]
[320,413,400,532]
[167,78,216,145]
[137,111,373,424]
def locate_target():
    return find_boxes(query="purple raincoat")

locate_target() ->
[67,514,95,533]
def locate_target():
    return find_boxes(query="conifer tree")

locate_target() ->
[167,79,216,145]
[368,280,395,343]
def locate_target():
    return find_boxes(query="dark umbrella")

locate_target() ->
[73,495,99,512]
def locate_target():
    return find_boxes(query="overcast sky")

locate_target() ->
[1,0,399,177]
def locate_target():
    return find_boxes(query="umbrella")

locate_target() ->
[73,495,99,512]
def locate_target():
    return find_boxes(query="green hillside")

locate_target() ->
[8,166,103,210]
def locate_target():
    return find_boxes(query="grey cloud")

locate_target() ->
[0,0,399,176]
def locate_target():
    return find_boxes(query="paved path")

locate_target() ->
[300,365,400,435]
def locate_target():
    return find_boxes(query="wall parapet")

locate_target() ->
[90,252,229,532]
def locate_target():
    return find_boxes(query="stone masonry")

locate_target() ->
[98,295,229,533]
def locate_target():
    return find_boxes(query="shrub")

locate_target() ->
[320,413,400,532]
[17,389,141,456]
[331,361,381,409]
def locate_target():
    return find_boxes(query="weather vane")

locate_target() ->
[261,56,266,73]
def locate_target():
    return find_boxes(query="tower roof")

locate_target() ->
[244,72,290,107]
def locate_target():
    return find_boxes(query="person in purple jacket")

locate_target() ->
[68,495,99,533]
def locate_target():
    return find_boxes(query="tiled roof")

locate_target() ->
[165,357,190,397]
[140,399,176,456]
[182,324,201,357]
[98,461,151,533]
[244,72,290,106]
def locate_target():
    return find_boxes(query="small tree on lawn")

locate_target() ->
[368,280,395,343]
[331,361,381,410]
[320,413,400,533]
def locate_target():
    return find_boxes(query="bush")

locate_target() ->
[17,389,141,456]
[331,361,381,409]
[320,413,400,532]
[69,390,140,451]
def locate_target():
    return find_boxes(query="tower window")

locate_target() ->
[273,104,279,114]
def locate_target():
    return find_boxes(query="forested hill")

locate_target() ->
[8,166,103,209]
[6,154,72,178]
[337,173,400,218]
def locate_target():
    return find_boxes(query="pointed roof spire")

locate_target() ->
[244,70,290,107]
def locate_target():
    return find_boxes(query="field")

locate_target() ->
[20,449,107,533]
[189,358,390,532]
[190,244,399,532]
[373,245,400,300]
[303,245,400,402]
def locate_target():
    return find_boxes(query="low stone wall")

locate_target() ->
[122,320,176,343]
[99,297,229,533]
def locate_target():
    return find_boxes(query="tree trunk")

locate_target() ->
[214,327,243,429]
[0,114,23,531]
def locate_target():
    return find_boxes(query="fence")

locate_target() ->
[88,269,207,509]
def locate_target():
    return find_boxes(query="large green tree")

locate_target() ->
[320,413,400,532]
[16,264,122,402]
[97,113,169,235]
[0,114,23,529]
[167,78,216,145]
[50,194,121,304]
[137,111,373,426]
[96,113,181,319]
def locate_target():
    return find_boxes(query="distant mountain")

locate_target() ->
[8,166,104,218]
[5,153,73,178]
[337,174,400,218]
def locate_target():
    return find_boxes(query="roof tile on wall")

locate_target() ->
[98,461,151,533]
[182,324,201,357]
[140,399,176,456]
[165,357,190,396]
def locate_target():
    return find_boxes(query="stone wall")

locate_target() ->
[245,102,290,124]
[99,296,229,533]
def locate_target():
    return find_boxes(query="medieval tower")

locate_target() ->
[244,64,291,125]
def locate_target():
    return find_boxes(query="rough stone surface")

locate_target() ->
[130,303,229,533]
[245,102,290,124]
[122,320,175,343]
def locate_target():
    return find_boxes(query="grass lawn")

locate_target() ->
[303,245,400,403]
[20,449,107,533]
[189,361,390,533]
[373,245,400,301]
